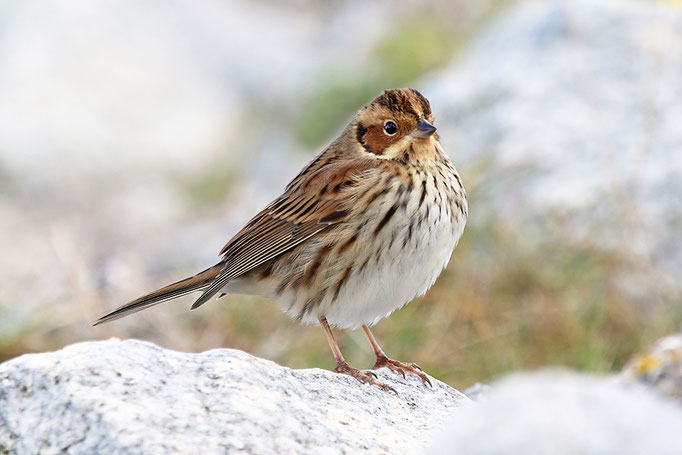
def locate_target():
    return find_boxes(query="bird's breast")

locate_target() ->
[302,160,467,328]
[247,155,468,329]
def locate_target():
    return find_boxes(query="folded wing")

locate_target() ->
[190,158,377,309]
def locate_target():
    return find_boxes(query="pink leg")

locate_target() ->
[362,325,432,387]
[320,317,395,393]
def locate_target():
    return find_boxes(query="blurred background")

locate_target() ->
[1,0,681,390]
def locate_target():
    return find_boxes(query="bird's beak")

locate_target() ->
[411,119,437,138]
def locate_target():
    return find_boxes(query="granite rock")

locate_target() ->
[0,339,468,455]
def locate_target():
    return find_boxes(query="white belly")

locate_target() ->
[320,201,467,329]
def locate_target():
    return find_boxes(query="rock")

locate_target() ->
[426,0,682,303]
[427,371,682,455]
[462,382,489,402]
[0,339,469,455]
[621,332,682,404]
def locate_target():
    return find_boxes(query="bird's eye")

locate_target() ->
[383,120,398,136]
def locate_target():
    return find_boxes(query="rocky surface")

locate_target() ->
[427,0,682,304]
[5,340,682,455]
[427,371,682,455]
[622,332,682,405]
[0,339,469,455]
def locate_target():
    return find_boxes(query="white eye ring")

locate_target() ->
[383,120,398,136]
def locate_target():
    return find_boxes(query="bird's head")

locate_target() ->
[354,88,437,159]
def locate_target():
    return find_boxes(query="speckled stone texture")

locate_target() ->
[0,339,469,455]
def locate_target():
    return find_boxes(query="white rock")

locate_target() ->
[0,339,469,455]
[427,371,682,455]
[426,0,682,303]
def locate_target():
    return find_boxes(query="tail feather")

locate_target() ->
[93,264,223,326]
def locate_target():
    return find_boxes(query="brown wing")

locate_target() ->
[190,158,376,309]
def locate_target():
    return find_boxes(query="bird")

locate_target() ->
[95,88,468,391]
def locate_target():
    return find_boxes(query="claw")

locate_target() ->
[372,356,432,387]
[333,362,397,393]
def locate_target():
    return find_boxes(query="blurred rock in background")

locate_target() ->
[622,332,682,404]
[0,0,680,389]
[428,0,682,306]
[428,371,682,455]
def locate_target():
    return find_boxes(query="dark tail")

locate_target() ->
[93,264,223,326]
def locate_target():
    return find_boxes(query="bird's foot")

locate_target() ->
[333,361,396,393]
[372,355,432,387]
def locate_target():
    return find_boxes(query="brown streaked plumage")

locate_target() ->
[95,88,468,391]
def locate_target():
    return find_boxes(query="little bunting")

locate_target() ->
[96,88,468,391]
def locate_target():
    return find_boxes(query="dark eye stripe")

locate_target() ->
[356,123,371,152]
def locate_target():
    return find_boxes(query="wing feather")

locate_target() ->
[191,158,377,309]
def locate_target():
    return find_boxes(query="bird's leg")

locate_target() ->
[362,325,432,387]
[319,317,395,393]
